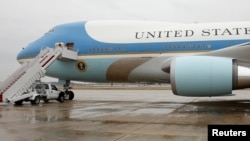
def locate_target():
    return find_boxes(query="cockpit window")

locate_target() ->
[45,28,55,34]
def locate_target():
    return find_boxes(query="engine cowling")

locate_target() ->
[170,56,250,97]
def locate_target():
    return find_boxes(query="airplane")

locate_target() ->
[16,20,250,97]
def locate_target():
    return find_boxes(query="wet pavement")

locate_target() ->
[0,89,250,141]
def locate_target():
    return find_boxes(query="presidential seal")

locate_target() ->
[76,60,87,72]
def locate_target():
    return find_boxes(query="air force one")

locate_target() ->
[16,20,250,97]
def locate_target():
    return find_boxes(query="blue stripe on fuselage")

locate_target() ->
[78,22,250,55]
[79,40,250,55]
[18,21,250,60]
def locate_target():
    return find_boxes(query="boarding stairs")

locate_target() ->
[0,43,78,103]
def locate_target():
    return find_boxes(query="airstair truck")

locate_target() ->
[0,42,77,105]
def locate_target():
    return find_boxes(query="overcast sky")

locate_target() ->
[0,0,250,82]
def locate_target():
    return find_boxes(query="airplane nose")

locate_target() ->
[16,32,56,64]
[16,48,31,64]
[16,21,86,64]
[16,48,25,64]
[16,43,41,64]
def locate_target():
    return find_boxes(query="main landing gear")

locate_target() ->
[63,80,75,100]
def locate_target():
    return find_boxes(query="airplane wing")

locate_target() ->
[162,42,250,73]
[200,42,250,66]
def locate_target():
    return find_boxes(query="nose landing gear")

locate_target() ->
[63,80,75,100]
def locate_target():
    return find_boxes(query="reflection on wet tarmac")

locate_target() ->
[0,89,250,141]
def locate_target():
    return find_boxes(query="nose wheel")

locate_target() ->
[66,90,74,100]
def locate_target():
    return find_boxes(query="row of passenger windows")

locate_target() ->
[163,44,212,49]
[88,44,214,53]
[88,47,126,52]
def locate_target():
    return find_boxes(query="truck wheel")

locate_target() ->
[68,91,74,100]
[15,100,23,106]
[31,96,40,105]
[57,92,65,103]
[43,97,49,103]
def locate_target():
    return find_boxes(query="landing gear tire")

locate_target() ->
[57,92,65,103]
[68,91,74,100]
[31,96,40,105]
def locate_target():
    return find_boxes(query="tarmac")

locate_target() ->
[0,89,250,141]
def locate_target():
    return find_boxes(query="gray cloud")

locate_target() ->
[0,0,250,81]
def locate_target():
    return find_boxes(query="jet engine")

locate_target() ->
[169,56,250,96]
